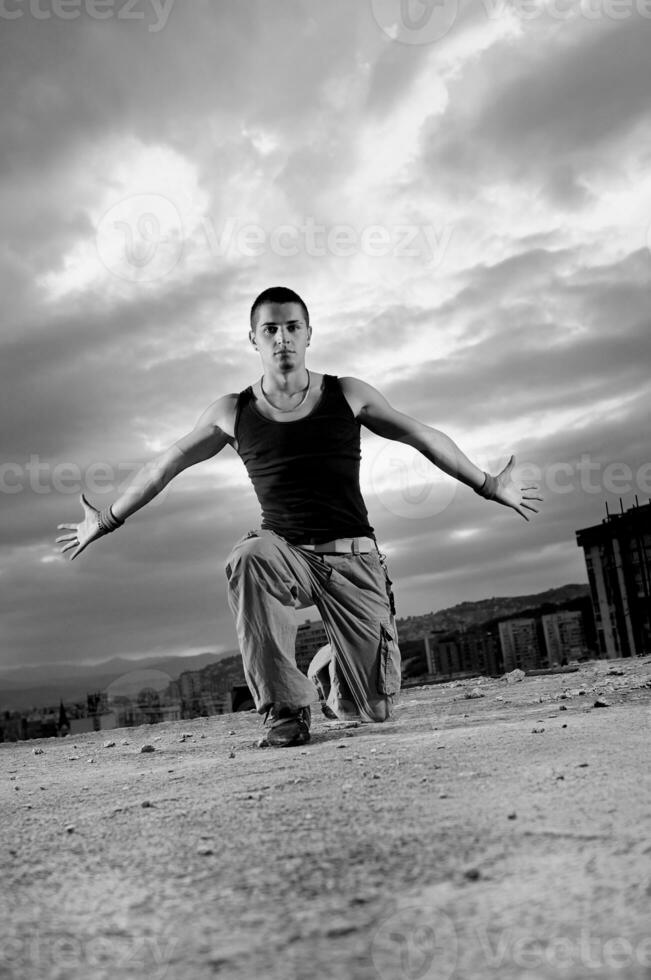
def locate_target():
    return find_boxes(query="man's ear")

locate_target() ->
[306,325,312,347]
[249,330,258,349]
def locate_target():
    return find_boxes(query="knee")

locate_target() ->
[365,699,391,723]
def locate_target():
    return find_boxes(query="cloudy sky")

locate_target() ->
[1,0,650,671]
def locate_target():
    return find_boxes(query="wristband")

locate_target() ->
[475,472,499,501]
[97,505,125,535]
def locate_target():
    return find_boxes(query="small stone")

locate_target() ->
[505,668,526,685]
[65,825,75,834]
[559,705,568,711]
[86,758,95,764]
[141,800,153,808]
[121,740,130,745]
[228,748,236,759]
[531,728,545,734]
[577,762,589,768]
[67,756,79,761]
[32,748,44,755]
[372,774,381,780]
[140,745,156,753]
[507,812,517,820]
[439,792,448,799]
[464,867,481,881]
[562,724,567,728]
[197,845,214,856]
[464,688,484,699]
[103,740,116,748]
[228,730,235,735]
[593,699,610,708]
[556,774,565,780]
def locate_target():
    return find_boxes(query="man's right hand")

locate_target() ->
[56,493,103,560]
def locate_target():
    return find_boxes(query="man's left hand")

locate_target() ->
[492,455,543,521]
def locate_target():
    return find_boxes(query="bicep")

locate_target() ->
[171,422,230,470]
[349,378,428,445]
[165,399,234,474]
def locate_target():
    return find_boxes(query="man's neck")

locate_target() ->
[262,365,309,394]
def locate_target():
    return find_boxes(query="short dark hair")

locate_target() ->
[250,286,310,330]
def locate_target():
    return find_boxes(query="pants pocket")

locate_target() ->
[377,622,401,695]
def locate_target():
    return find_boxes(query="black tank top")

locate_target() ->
[234,374,374,544]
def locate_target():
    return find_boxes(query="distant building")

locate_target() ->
[430,626,501,678]
[576,501,651,658]
[400,635,433,678]
[498,618,543,672]
[430,631,464,677]
[542,610,587,665]
[295,619,328,674]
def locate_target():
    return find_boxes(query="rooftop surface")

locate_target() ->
[3,657,651,980]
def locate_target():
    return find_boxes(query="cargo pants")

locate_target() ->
[225,529,401,723]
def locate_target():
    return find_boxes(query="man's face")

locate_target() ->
[249,301,311,372]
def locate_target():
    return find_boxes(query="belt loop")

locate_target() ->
[352,537,360,555]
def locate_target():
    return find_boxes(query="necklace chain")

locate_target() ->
[260,370,311,413]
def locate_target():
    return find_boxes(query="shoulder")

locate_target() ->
[196,392,241,440]
[337,376,387,418]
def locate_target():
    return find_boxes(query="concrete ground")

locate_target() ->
[2,656,651,980]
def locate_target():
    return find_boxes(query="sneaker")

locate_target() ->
[258,705,311,748]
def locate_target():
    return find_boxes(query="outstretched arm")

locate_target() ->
[56,395,236,560]
[340,377,542,521]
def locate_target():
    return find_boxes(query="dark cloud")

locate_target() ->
[419,15,651,204]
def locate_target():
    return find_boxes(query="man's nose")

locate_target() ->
[275,327,290,345]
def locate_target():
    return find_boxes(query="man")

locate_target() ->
[56,286,542,747]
